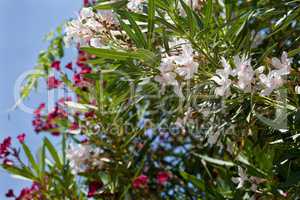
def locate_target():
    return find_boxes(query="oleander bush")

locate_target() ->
[1,0,300,199]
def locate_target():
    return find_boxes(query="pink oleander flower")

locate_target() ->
[156,171,171,185]
[0,137,11,158]
[15,182,41,200]
[87,181,103,197]
[47,76,62,90]
[65,62,73,70]
[34,103,46,116]
[51,60,61,71]
[5,189,15,198]
[17,133,26,143]
[132,175,148,189]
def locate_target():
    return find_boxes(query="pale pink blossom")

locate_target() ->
[64,7,118,47]
[232,55,254,92]
[174,43,198,80]
[271,51,292,76]
[232,166,248,189]
[259,71,284,96]
[155,56,183,98]
[211,57,233,97]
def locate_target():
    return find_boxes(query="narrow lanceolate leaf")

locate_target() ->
[2,165,36,181]
[179,0,198,34]
[38,144,46,177]
[44,138,63,169]
[81,47,157,65]
[64,101,98,112]
[122,12,147,48]
[147,0,155,49]
[22,143,39,174]
[193,153,235,166]
[255,112,288,131]
[119,19,144,48]
[203,0,213,28]
[93,0,128,10]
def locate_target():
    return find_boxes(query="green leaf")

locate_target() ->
[64,101,98,112]
[288,47,300,57]
[193,153,235,167]
[93,0,128,10]
[81,47,157,65]
[44,138,63,169]
[125,12,147,48]
[255,112,287,131]
[119,19,144,48]
[203,0,213,28]
[3,165,36,181]
[21,143,39,174]
[147,0,155,49]
[38,144,46,177]
[179,0,198,34]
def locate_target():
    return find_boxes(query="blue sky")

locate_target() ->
[0,0,81,198]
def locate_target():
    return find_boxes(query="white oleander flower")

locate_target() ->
[66,144,93,174]
[233,55,254,92]
[232,166,248,189]
[155,56,184,98]
[271,51,292,76]
[64,7,118,47]
[174,43,198,80]
[80,7,95,19]
[258,52,292,96]
[66,144,106,174]
[211,57,233,97]
[127,0,145,12]
[97,10,119,25]
[259,71,284,96]
[154,72,183,97]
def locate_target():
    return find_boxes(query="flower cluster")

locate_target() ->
[155,39,198,97]
[32,102,68,136]
[6,182,41,200]
[64,7,119,48]
[3,0,300,199]
[212,52,292,97]
[132,171,171,189]
[66,143,110,174]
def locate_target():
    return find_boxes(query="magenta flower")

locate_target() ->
[156,171,171,185]
[34,103,46,116]
[132,175,148,189]
[87,181,103,197]
[17,133,26,143]
[0,137,11,158]
[47,76,62,89]
[5,189,15,198]
[65,62,73,70]
[51,60,61,71]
